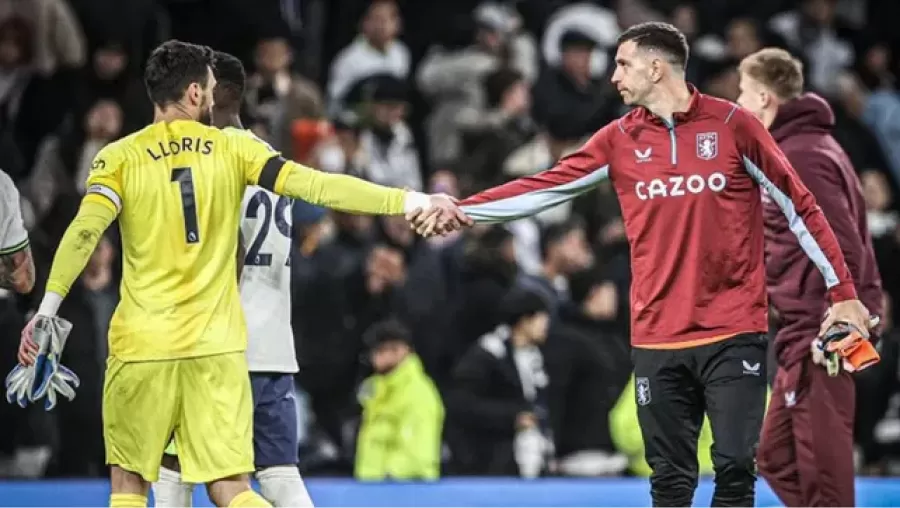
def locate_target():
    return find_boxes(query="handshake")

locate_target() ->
[404,192,475,237]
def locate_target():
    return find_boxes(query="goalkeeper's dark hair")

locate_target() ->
[144,40,215,107]
[212,50,246,109]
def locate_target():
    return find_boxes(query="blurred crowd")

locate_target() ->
[1,0,900,481]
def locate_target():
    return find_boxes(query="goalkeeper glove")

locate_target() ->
[812,317,881,377]
[5,315,80,410]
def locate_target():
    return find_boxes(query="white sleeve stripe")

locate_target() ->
[87,184,122,212]
[460,165,610,223]
[741,156,839,288]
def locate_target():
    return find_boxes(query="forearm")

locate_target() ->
[0,246,35,293]
[459,127,612,223]
[460,165,608,223]
[274,161,423,215]
[42,196,116,312]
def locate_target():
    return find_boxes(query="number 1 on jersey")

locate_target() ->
[172,167,200,244]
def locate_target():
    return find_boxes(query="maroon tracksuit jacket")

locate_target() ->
[758,93,883,507]
[459,87,857,348]
[763,92,883,363]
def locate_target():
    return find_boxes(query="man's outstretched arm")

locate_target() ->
[21,143,122,362]
[231,129,469,224]
[455,124,616,224]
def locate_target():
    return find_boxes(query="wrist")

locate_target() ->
[828,282,857,304]
[403,191,430,215]
[37,292,63,317]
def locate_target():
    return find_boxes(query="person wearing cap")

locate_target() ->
[532,29,617,139]
[354,320,444,481]
[355,74,423,191]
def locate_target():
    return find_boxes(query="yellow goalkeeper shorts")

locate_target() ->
[103,352,254,483]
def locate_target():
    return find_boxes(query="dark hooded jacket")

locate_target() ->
[763,93,883,366]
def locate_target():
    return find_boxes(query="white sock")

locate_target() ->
[152,466,194,507]
[257,466,314,507]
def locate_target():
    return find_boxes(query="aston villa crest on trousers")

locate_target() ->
[636,377,651,406]
[696,132,718,160]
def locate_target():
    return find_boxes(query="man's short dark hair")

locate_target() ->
[144,40,214,107]
[616,22,690,68]
[212,50,246,109]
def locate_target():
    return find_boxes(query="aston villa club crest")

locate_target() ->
[696,132,718,160]
[636,377,651,406]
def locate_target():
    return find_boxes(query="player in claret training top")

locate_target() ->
[408,21,876,507]
[13,40,465,508]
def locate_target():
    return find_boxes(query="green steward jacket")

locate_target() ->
[355,354,445,481]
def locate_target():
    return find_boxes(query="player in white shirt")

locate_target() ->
[152,52,313,507]
[0,169,34,294]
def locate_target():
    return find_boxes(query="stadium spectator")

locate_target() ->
[246,37,324,150]
[70,100,123,194]
[836,72,900,186]
[532,29,615,139]
[355,320,444,481]
[546,268,629,477]
[327,0,409,113]
[355,74,422,190]
[0,17,49,179]
[367,215,451,382]
[861,170,900,320]
[450,225,519,357]
[0,0,85,76]
[456,67,536,193]
[74,40,151,136]
[518,218,593,314]
[769,0,856,96]
[417,1,534,169]
[446,289,552,477]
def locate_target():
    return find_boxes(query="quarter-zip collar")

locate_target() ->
[635,83,702,127]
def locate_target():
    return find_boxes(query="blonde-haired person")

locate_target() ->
[737,47,884,507]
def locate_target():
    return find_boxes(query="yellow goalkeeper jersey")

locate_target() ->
[82,120,407,361]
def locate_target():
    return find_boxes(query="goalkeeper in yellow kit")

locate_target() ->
[16,40,468,508]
